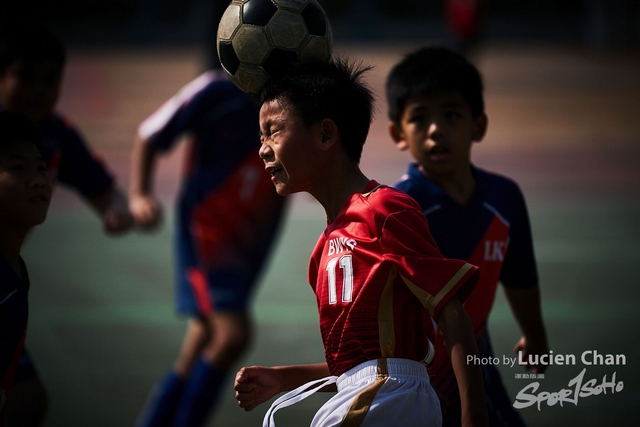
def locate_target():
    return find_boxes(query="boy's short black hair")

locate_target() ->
[0,111,42,152]
[386,46,484,125]
[258,57,375,164]
[0,23,66,74]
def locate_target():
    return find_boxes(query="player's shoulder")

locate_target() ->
[393,173,419,196]
[40,111,74,130]
[475,166,524,197]
[393,163,423,192]
[392,163,443,209]
[39,112,82,142]
[195,69,231,91]
[475,166,530,219]
[172,70,225,103]
[189,70,257,118]
[360,183,422,217]
[164,69,239,109]
[196,69,250,100]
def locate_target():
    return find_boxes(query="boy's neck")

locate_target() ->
[310,161,370,224]
[421,164,476,206]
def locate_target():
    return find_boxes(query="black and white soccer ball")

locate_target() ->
[217,0,333,95]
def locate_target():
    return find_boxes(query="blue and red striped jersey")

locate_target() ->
[395,163,538,404]
[138,70,285,272]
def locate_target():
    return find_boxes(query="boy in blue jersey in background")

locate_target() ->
[128,28,286,427]
[0,111,51,425]
[0,22,135,426]
[387,46,549,426]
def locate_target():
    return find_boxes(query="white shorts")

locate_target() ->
[264,358,442,427]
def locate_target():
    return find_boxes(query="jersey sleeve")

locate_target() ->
[55,122,114,198]
[500,183,539,289]
[137,72,214,152]
[380,206,479,321]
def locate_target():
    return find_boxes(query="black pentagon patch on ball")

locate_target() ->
[263,48,298,78]
[301,3,326,37]
[219,41,240,75]
[242,0,278,27]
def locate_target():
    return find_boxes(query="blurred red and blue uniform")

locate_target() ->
[395,164,538,427]
[133,70,286,427]
[138,69,285,315]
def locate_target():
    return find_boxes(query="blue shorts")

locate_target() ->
[175,263,260,316]
[173,199,283,316]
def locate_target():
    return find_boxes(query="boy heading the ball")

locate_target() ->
[233,58,489,427]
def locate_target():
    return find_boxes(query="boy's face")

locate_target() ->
[0,140,52,228]
[390,91,487,179]
[258,98,323,196]
[0,58,62,122]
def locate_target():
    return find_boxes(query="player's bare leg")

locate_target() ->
[201,311,252,369]
[172,318,211,377]
[136,303,255,427]
[172,311,253,426]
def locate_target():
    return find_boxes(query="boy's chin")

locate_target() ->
[274,182,299,197]
[30,211,50,226]
[275,186,292,197]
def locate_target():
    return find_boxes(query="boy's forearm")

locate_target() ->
[449,339,488,426]
[503,286,548,348]
[129,135,157,196]
[274,362,334,392]
[87,185,119,215]
[438,297,489,427]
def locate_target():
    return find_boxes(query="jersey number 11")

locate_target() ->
[326,255,354,304]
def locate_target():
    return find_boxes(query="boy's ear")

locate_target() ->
[317,118,339,151]
[472,113,488,142]
[389,122,409,151]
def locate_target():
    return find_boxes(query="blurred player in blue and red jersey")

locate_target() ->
[387,46,549,426]
[128,19,286,427]
[0,22,134,426]
[0,111,51,426]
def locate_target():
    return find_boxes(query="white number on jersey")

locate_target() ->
[326,255,353,304]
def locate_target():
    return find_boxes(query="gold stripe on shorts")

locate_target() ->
[340,360,389,427]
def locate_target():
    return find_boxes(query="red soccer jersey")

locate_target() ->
[308,181,479,376]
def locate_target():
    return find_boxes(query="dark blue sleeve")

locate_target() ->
[56,123,114,199]
[142,79,217,153]
[145,102,200,153]
[500,182,539,289]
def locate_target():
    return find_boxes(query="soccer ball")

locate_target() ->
[217,0,333,95]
